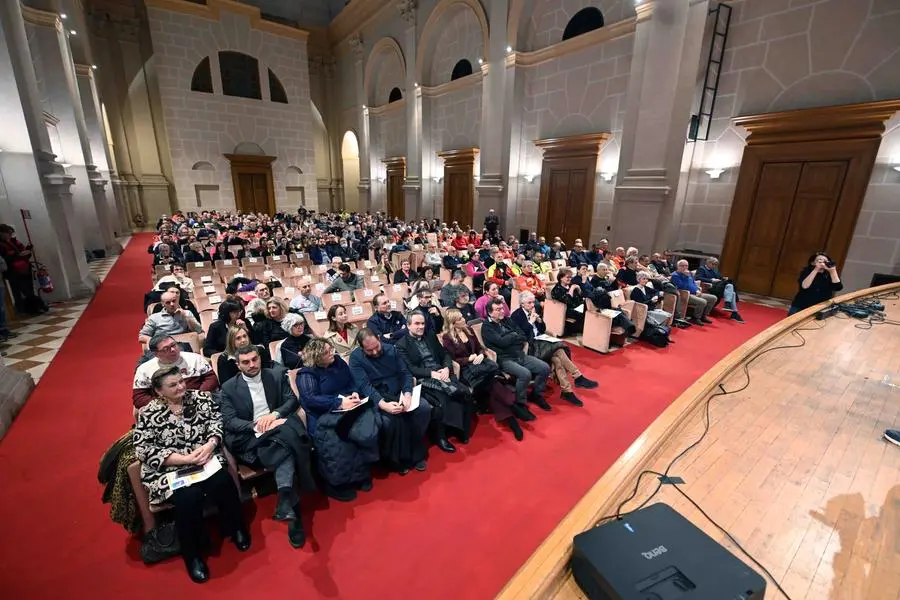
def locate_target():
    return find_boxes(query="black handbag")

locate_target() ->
[140,520,181,564]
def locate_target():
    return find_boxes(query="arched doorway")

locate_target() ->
[341,131,361,212]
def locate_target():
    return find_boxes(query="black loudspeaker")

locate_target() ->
[519,229,529,244]
[570,503,766,600]
[870,273,900,287]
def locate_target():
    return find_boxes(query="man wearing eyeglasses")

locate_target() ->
[132,333,218,408]
[408,288,444,334]
[138,290,203,346]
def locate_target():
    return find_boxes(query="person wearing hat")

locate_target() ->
[279,313,311,369]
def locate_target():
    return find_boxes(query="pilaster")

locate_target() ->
[399,1,422,219]
[610,0,710,251]
[350,34,372,212]
[24,11,105,252]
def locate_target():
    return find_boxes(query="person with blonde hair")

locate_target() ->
[216,324,272,384]
[441,309,525,440]
[296,338,380,501]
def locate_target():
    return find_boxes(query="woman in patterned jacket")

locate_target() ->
[133,366,249,584]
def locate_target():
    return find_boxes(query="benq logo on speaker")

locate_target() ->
[641,546,667,560]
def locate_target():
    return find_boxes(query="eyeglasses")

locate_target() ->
[156,344,179,352]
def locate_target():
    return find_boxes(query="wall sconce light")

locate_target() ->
[69,30,77,35]
[600,172,614,182]
[362,104,367,109]
[61,13,67,19]
[477,57,484,65]
[377,176,386,183]
[705,168,725,179]
[506,46,513,53]
[414,82,419,88]
[91,64,98,70]
[522,174,537,183]
[61,163,71,169]
[432,176,442,183]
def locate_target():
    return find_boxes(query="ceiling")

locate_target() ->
[236,0,351,28]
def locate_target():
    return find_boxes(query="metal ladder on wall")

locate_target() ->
[688,2,733,141]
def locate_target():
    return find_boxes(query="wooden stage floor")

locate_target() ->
[505,287,900,600]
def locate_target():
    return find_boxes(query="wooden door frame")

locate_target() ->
[534,133,610,243]
[720,100,900,280]
[437,148,479,226]
[225,153,276,215]
[383,156,407,220]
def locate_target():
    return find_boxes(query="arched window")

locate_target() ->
[269,69,288,103]
[219,51,261,100]
[190,57,213,93]
[388,87,403,102]
[562,7,605,41]
[450,59,474,81]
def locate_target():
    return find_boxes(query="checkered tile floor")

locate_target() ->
[0,238,130,384]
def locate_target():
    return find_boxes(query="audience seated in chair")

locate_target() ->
[631,272,673,327]
[138,290,203,346]
[366,293,408,345]
[511,292,597,405]
[216,325,273,385]
[133,366,249,583]
[407,288,444,334]
[440,269,471,308]
[393,259,418,285]
[324,304,360,361]
[156,263,194,295]
[396,312,471,450]
[481,297,550,414]
[133,334,217,408]
[474,282,510,320]
[279,313,311,369]
[441,308,524,440]
[670,260,718,326]
[252,298,290,346]
[550,268,586,336]
[696,257,744,323]
[295,338,380,501]
[349,329,433,474]
[325,264,363,293]
[289,282,323,314]
[515,260,546,301]
[216,346,315,549]
[203,299,247,357]
[453,289,479,323]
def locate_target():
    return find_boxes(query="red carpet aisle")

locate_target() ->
[0,233,784,599]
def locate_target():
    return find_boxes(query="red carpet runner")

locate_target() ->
[0,233,784,599]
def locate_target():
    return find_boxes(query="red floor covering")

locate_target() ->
[0,233,784,599]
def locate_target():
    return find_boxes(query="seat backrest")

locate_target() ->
[242,256,264,268]
[386,282,409,299]
[323,290,352,309]
[354,287,377,303]
[172,332,201,354]
[270,339,284,364]
[346,302,373,323]
[305,310,330,337]
[210,352,222,381]
[266,255,287,266]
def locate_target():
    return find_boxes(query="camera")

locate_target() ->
[825,260,835,268]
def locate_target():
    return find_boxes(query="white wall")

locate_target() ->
[147,7,316,212]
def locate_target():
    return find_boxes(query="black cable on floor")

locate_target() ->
[592,316,834,599]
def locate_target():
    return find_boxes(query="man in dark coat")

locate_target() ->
[349,330,433,474]
[366,293,408,344]
[396,313,469,449]
[484,209,500,239]
[217,346,314,548]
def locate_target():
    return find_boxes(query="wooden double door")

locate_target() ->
[720,100,898,300]
[383,156,406,220]
[226,153,276,215]
[737,160,848,298]
[438,148,478,227]
[535,134,609,245]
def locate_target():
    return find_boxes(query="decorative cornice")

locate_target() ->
[348,33,365,61]
[369,99,406,116]
[437,147,479,167]
[534,132,611,159]
[397,0,417,24]
[144,0,309,41]
[74,64,94,77]
[42,111,60,127]
[20,4,62,30]
[421,71,483,98]
[635,0,655,22]
[734,99,900,145]
[515,18,636,68]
